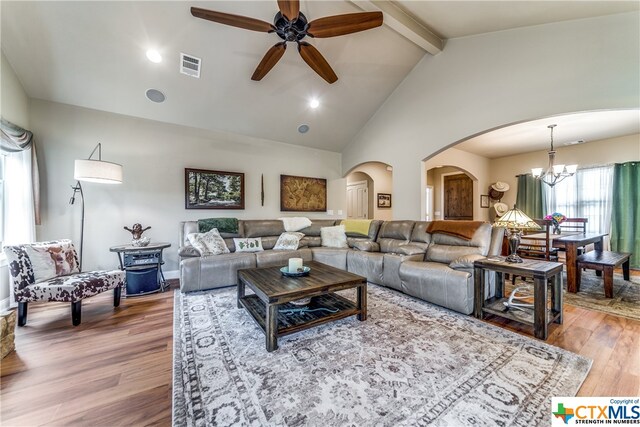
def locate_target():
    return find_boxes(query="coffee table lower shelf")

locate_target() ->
[240,292,358,337]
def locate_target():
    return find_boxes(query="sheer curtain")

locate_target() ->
[1,118,39,308]
[545,165,614,248]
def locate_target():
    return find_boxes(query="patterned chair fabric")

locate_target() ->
[3,240,125,326]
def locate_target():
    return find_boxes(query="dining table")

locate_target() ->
[553,233,607,293]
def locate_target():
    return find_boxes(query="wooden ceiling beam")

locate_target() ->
[348,0,443,55]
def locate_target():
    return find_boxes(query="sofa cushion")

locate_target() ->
[242,220,285,238]
[299,236,322,248]
[409,221,432,252]
[178,245,200,258]
[16,270,124,303]
[425,223,493,263]
[310,247,348,270]
[394,245,426,256]
[180,253,256,292]
[399,261,474,315]
[255,248,312,268]
[382,253,425,291]
[273,232,305,250]
[449,254,487,270]
[298,220,338,236]
[321,225,348,248]
[233,237,264,253]
[347,251,383,284]
[377,220,415,241]
[188,229,230,256]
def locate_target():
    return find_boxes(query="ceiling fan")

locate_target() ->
[191,0,383,84]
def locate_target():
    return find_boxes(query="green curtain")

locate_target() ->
[515,174,545,219]
[611,162,640,268]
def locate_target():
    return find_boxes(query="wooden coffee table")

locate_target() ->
[237,261,367,352]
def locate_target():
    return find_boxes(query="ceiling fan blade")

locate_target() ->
[277,0,300,21]
[191,7,274,33]
[251,43,286,81]
[307,12,383,38]
[298,42,338,84]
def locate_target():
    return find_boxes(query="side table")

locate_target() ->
[110,242,171,296]
[474,257,563,340]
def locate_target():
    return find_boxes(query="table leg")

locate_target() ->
[473,267,484,319]
[565,243,579,293]
[357,282,367,321]
[604,266,614,298]
[266,304,278,352]
[623,259,630,281]
[533,276,548,340]
[553,273,563,324]
[237,278,245,309]
[496,271,504,299]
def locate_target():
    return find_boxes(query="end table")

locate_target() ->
[110,242,171,296]
[474,257,563,340]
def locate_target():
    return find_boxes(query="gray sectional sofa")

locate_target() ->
[179,219,504,315]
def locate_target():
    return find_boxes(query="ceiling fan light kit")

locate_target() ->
[531,124,578,188]
[191,0,383,83]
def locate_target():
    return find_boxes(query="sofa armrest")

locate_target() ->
[178,245,200,258]
[449,254,486,270]
[352,241,380,252]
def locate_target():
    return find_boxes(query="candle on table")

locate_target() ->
[288,258,303,272]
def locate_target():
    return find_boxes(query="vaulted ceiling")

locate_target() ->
[2,1,638,152]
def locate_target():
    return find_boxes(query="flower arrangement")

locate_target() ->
[544,212,566,234]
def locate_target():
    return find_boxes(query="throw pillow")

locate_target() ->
[187,229,230,257]
[273,232,305,251]
[320,225,348,249]
[233,237,264,253]
[23,246,57,282]
[31,240,80,276]
[278,217,312,232]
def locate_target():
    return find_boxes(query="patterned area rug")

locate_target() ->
[173,285,591,427]
[512,271,640,321]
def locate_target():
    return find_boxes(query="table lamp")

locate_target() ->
[493,205,541,263]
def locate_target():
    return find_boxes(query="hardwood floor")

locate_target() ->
[1,278,639,426]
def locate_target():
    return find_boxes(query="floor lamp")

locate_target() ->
[69,143,123,271]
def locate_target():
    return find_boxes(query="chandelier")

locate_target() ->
[531,124,577,187]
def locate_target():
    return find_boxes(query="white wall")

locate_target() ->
[489,133,640,208]
[347,162,393,220]
[30,100,346,273]
[343,12,640,219]
[1,50,29,129]
[1,49,32,307]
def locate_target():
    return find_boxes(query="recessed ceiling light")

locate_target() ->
[298,124,310,134]
[146,49,162,63]
[146,88,166,103]
[309,98,320,109]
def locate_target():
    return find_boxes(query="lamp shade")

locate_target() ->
[494,206,541,231]
[74,159,123,184]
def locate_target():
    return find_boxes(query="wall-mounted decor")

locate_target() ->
[280,174,327,212]
[185,168,245,210]
[377,193,392,208]
[480,194,489,208]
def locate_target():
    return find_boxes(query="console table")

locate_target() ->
[474,257,563,340]
[109,242,171,296]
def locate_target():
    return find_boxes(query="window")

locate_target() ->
[546,165,614,236]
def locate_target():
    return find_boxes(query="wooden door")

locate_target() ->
[444,174,473,220]
[347,182,368,219]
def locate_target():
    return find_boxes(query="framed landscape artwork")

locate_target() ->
[280,174,327,212]
[377,193,392,208]
[185,168,245,210]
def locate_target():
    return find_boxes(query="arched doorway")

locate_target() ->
[345,161,393,220]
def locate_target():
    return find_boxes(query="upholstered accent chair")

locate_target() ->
[3,240,125,326]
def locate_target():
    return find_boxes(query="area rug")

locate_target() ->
[173,285,591,427]
[513,271,640,321]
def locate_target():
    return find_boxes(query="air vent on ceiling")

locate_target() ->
[180,53,201,78]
